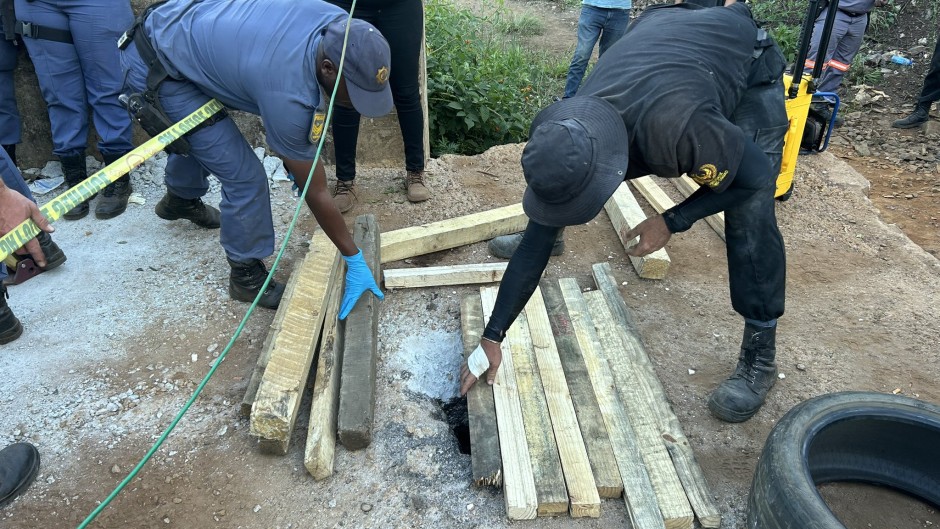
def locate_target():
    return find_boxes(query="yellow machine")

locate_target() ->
[774,0,843,201]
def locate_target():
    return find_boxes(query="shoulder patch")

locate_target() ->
[309,112,326,144]
[690,164,729,188]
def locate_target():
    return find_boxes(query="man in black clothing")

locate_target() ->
[892,35,940,128]
[464,2,789,423]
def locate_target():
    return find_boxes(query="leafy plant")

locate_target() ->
[425,0,564,156]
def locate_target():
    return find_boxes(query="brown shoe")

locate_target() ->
[406,171,429,203]
[332,180,357,213]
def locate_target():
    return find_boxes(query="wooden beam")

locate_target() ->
[249,229,340,454]
[480,286,538,520]
[303,276,345,480]
[540,280,623,499]
[584,291,694,529]
[558,279,664,529]
[384,262,508,289]
[380,203,527,264]
[505,309,569,517]
[604,183,670,279]
[592,263,721,528]
[525,288,601,517]
[674,176,725,241]
[460,293,502,488]
[630,176,676,213]
[338,214,383,450]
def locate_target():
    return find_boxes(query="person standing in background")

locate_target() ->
[14,0,135,220]
[561,0,631,100]
[325,0,429,213]
[892,35,940,128]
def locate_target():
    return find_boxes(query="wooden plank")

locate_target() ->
[592,262,722,528]
[479,286,538,520]
[303,276,345,480]
[380,203,527,264]
[630,176,676,213]
[604,183,671,279]
[674,176,726,241]
[241,257,306,417]
[249,229,340,454]
[525,288,601,518]
[459,293,502,488]
[540,280,623,499]
[584,291,694,529]
[558,279,664,529]
[384,262,508,289]
[505,309,569,517]
[338,214,383,450]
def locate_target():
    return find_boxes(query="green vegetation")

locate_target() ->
[425,0,565,156]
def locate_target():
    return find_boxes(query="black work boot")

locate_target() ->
[0,442,40,508]
[0,284,24,345]
[892,105,930,129]
[227,257,285,309]
[2,144,16,166]
[707,323,778,423]
[95,152,133,220]
[155,190,221,229]
[60,154,91,221]
[488,230,566,260]
[35,232,67,271]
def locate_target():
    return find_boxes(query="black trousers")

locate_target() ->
[917,36,940,108]
[326,0,426,181]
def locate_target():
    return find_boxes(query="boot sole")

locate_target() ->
[0,444,40,508]
[707,396,759,423]
[155,208,220,229]
[0,320,24,345]
[62,208,90,221]
[95,200,130,220]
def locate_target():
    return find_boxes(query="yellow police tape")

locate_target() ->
[0,98,225,263]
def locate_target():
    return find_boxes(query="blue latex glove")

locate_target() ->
[339,249,384,320]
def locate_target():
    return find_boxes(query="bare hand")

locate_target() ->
[459,339,503,396]
[0,186,53,267]
[623,215,671,257]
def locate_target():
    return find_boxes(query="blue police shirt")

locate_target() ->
[144,0,346,160]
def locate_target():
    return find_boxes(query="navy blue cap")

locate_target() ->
[322,18,393,118]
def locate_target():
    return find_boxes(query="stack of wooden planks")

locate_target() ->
[461,263,720,528]
[242,205,531,479]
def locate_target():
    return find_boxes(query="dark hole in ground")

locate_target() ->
[439,397,471,455]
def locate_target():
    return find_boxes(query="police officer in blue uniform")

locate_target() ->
[0,2,20,165]
[119,0,388,314]
[13,0,135,220]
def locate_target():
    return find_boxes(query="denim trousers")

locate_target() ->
[563,5,630,99]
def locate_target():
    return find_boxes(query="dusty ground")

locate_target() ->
[4,1,940,528]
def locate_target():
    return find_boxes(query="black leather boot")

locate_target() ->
[95,152,133,219]
[708,323,778,423]
[60,154,90,220]
[0,442,40,508]
[155,190,221,229]
[35,232,67,271]
[488,229,566,260]
[227,257,285,309]
[0,284,23,345]
[891,105,930,129]
[2,144,16,166]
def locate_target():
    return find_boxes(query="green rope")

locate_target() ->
[77,3,359,527]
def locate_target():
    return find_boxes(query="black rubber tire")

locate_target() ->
[747,391,940,529]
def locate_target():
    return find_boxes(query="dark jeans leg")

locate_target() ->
[918,36,940,108]
[326,0,426,177]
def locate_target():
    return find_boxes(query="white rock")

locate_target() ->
[778,373,786,379]
[688,369,696,375]
[253,505,261,513]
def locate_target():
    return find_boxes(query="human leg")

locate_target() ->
[563,6,604,99]
[597,7,630,57]
[0,34,20,156]
[893,36,940,128]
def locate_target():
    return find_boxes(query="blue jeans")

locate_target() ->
[563,5,631,99]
